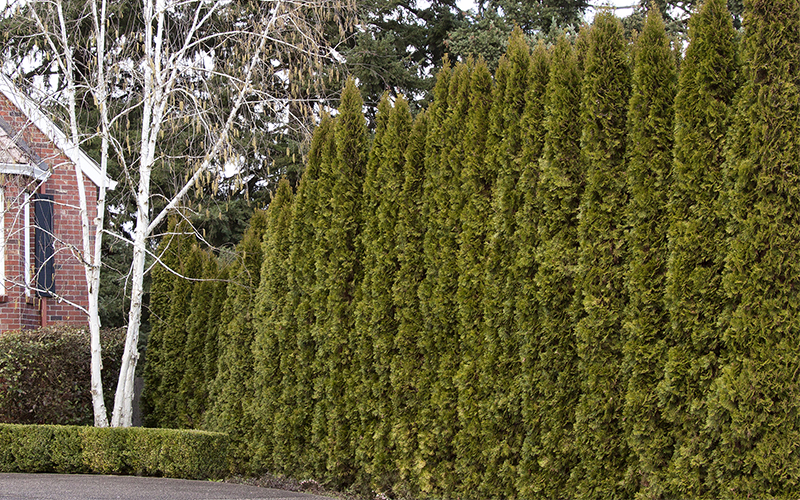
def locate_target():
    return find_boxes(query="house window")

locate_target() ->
[33,193,54,297]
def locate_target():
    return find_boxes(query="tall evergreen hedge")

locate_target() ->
[453,58,493,494]
[523,34,582,500]
[573,11,632,499]
[390,110,427,497]
[622,9,677,498]
[662,0,739,496]
[710,0,800,496]
[251,178,294,470]
[136,6,800,496]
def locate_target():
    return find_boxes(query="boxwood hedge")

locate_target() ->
[0,424,230,479]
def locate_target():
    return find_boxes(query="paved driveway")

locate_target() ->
[0,474,338,500]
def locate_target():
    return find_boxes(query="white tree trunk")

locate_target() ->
[47,0,110,427]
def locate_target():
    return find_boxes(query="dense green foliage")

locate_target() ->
[524,34,580,500]
[622,10,677,499]
[710,0,800,496]
[0,327,125,426]
[663,0,739,497]
[0,424,229,479]
[139,2,800,497]
[572,11,631,499]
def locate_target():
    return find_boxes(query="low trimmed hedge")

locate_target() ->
[0,424,230,479]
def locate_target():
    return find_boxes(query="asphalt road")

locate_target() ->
[0,474,338,500]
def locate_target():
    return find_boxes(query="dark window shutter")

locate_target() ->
[33,194,55,297]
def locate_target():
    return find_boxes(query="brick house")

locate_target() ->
[0,75,116,332]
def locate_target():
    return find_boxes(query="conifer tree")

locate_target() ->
[429,60,472,495]
[367,95,412,490]
[206,209,269,463]
[572,12,632,499]
[141,218,181,428]
[452,58,494,494]
[202,261,228,427]
[316,78,368,486]
[515,44,550,491]
[479,29,531,497]
[353,94,392,488]
[251,178,294,470]
[710,0,800,495]
[142,219,195,428]
[179,247,215,428]
[390,110,427,496]
[270,115,335,476]
[159,232,201,428]
[416,59,454,495]
[622,9,677,498]
[662,0,738,495]
[520,35,581,500]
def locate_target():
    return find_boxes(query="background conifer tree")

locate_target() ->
[662,0,738,495]
[709,0,800,495]
[573,12,632,498]
[622,9,677,498]
[522,35,582,499]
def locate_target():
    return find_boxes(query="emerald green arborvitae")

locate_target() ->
[202,260,228,428]
[251,178,294,471]
[141,217,181,428]
[573,12,632,499]
[159,231,201,428]
[416,60,453,496]
[453,58,494,495]
[480,29,531,498]
[662,0,738,496]
[622,9,677,498]
[206,210,269,463]
[430,60,472,495]
[354,93,412,492]
[710,0,800,496]
[522,35,582,500]
[514,42,550,497]
[299,115,335,477]
[390,109,427,497]
[352,94,392,491]
[267,115,334,477]
[370,95,412,490]
[515,41,550,498]
[317,78,368,487]
[179,246,215,428]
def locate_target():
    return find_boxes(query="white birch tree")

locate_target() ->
[3,0,351,427]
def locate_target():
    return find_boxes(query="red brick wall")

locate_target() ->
[0,92,97,332]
